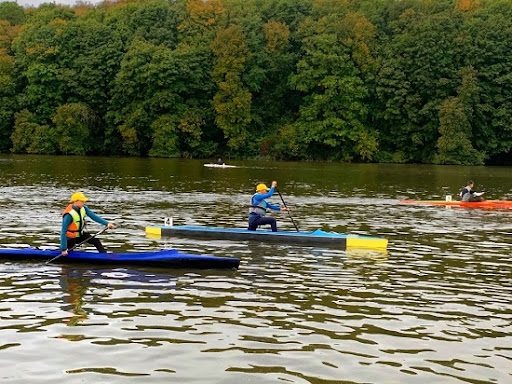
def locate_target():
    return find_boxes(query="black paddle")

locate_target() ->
[46,226,108,265]
[275,188,299,232]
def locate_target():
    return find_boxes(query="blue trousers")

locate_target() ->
[248,215,277,232]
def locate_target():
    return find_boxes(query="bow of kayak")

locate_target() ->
[399,199,512,210]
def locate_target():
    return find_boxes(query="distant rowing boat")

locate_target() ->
[146,225,388,250]
[204,163,237,168]
[0,248,240,270]
[399,199,512,210]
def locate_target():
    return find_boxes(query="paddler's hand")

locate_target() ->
[280,207,288,211]
[61,250,68,257]
[271,181,277,188]
[107,222,115,230]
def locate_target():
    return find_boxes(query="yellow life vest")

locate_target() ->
[63,204,86,238]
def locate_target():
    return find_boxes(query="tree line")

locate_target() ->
[0,0,511,165]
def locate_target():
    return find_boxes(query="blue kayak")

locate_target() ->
[0,248,240,270]
[146,225,388,250]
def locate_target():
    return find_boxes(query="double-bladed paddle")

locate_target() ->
[275,188,299,232]
[45,226,108,265]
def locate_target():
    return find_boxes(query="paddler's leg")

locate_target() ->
[248,214,260,230]
[81,231,107,253]
[254,216,277,232]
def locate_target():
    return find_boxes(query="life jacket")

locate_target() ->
[62,204,86,238]
[249,194,267,216]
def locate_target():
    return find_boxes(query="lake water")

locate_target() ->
[0,155,510,383]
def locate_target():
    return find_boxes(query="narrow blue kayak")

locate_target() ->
[146,225,388,250]
[0,248,240,270]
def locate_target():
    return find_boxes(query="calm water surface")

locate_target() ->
[0,155,510,384]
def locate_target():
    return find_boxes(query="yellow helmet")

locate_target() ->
[256,183,270,192]
[70,192,89,202]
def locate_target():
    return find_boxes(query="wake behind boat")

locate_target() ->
[146,225,388,250]
[0,247,240,270]
[204,163,237,168]
[399,199,512,210]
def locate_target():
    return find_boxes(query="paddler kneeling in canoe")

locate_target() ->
[60,192,115,256]
[248,181,288,232]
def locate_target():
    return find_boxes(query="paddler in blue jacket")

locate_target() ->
[248,181,288,232]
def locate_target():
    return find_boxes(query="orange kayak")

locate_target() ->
[399,199,512,210]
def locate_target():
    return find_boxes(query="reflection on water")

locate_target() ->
[0,155,510,383]
[58,266,179,327]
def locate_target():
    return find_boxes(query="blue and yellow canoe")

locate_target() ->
[146,225,388,250]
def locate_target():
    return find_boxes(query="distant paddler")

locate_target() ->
[459,180,485,202]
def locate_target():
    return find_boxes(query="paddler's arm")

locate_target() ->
[84,206,115,229]
[60,214,73,256]
[255,181,278,200]
[267,202,288,211]
[261,181,288,211]
[257,187,275,200]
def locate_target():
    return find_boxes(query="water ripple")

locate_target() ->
[0,158,511,383]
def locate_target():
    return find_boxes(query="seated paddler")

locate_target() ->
[248,181,287,232]
[459,180,485,202]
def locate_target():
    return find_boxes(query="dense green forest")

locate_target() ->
[0,0,511,164]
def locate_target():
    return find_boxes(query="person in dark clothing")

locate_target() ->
[460,181,485,202]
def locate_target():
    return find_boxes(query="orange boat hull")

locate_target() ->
[399,199,512,210]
